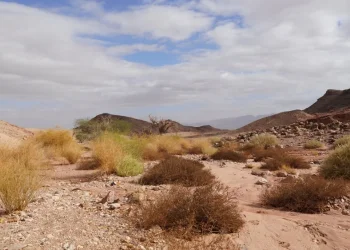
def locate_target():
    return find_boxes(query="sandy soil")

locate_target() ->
[0,155,350,249]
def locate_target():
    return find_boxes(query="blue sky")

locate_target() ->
[0,0,349,128]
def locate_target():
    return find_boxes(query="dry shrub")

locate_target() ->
[334,135,350,148]
[304,140,324,149]
[139,157,215,187]
[211,150,247,162]
[281,165,296,175]
[249,133,279,149]
[320,144,350,179]
[142,136,216,160]
[138,183,244,235]
[253,148,310,170]
[0,143,46,213]
[261,176,348,213]
[32,129,82,164]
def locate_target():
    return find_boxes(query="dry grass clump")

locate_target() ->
[251,148,310,170]
[32,129,82,164]
[0,143,46,213]
[261,176,348,213]
[139,157,215,187]
[138,183,244,235]
[142,136,216,161]
[304,140,324,149]
[91,133,143,176]
[248,133,279,149]
[211,150,247,162]
[334,135,350,148]
[320,144,350,179]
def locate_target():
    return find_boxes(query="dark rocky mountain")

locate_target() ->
[305,89,350,114]
[235,88,350,133]
[92,113,220,134]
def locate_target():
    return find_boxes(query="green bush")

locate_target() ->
[116,155,144,177]
[320,144,350,179]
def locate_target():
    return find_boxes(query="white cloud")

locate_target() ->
[104,5,213,41]
[0,1,350,128]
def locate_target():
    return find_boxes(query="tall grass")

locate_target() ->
[334,135,350,148]
[246,133,279,149]
[0,143,46,213]
[31,129,82,164]
[91,133,144,176]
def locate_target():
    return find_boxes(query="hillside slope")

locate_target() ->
[236,110,313,132]
[92,113,219,133]
[0,120,34,146]
[305,89,350,114]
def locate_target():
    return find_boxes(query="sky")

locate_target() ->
[0,0,349,128]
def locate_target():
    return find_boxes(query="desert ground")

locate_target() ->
[0,117,350,250]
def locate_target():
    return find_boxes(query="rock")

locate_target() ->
[255,178,268,185]
[251,170,265,177]
[276,171,288,177]
[342,210,350,216]
[63,243,76,250]
[108,203,121,210]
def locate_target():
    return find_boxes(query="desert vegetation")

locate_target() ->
[74,117,131,142]
[320,144,350,179]
[0,143,46,213]
[211,149,247,162]
[261,176,348,213]
[139,157,215,186]
[138,183,244,236]
[246,133,279,149]
[304,139,324,149]
[333,135,350,148]
[31,129,82,164]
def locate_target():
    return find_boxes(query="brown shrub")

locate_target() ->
[211,150,247,162]
[261,176,348,213]
[139,157,215,187]
[138,183,244,236]
[252,148,310,170]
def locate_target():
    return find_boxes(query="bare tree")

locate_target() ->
[149,115,175,134]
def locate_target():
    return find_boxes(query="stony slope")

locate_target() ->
[236,110,313,132]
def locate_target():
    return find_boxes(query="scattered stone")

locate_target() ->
[255,178,268,185]
[251,170,266,177]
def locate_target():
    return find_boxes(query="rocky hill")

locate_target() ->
[92,113,220,134]
[305,89,350,114]
[236,110,313,133]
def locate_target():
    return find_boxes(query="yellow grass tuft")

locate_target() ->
[31,129,82,164]
[0,143,46,213]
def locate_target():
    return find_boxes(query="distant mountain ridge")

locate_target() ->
[192,115,269,130]
[92,113,220,133]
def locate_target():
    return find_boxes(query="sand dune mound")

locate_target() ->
[0,120,33,146]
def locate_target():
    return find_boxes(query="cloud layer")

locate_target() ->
[0,0,349,127]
